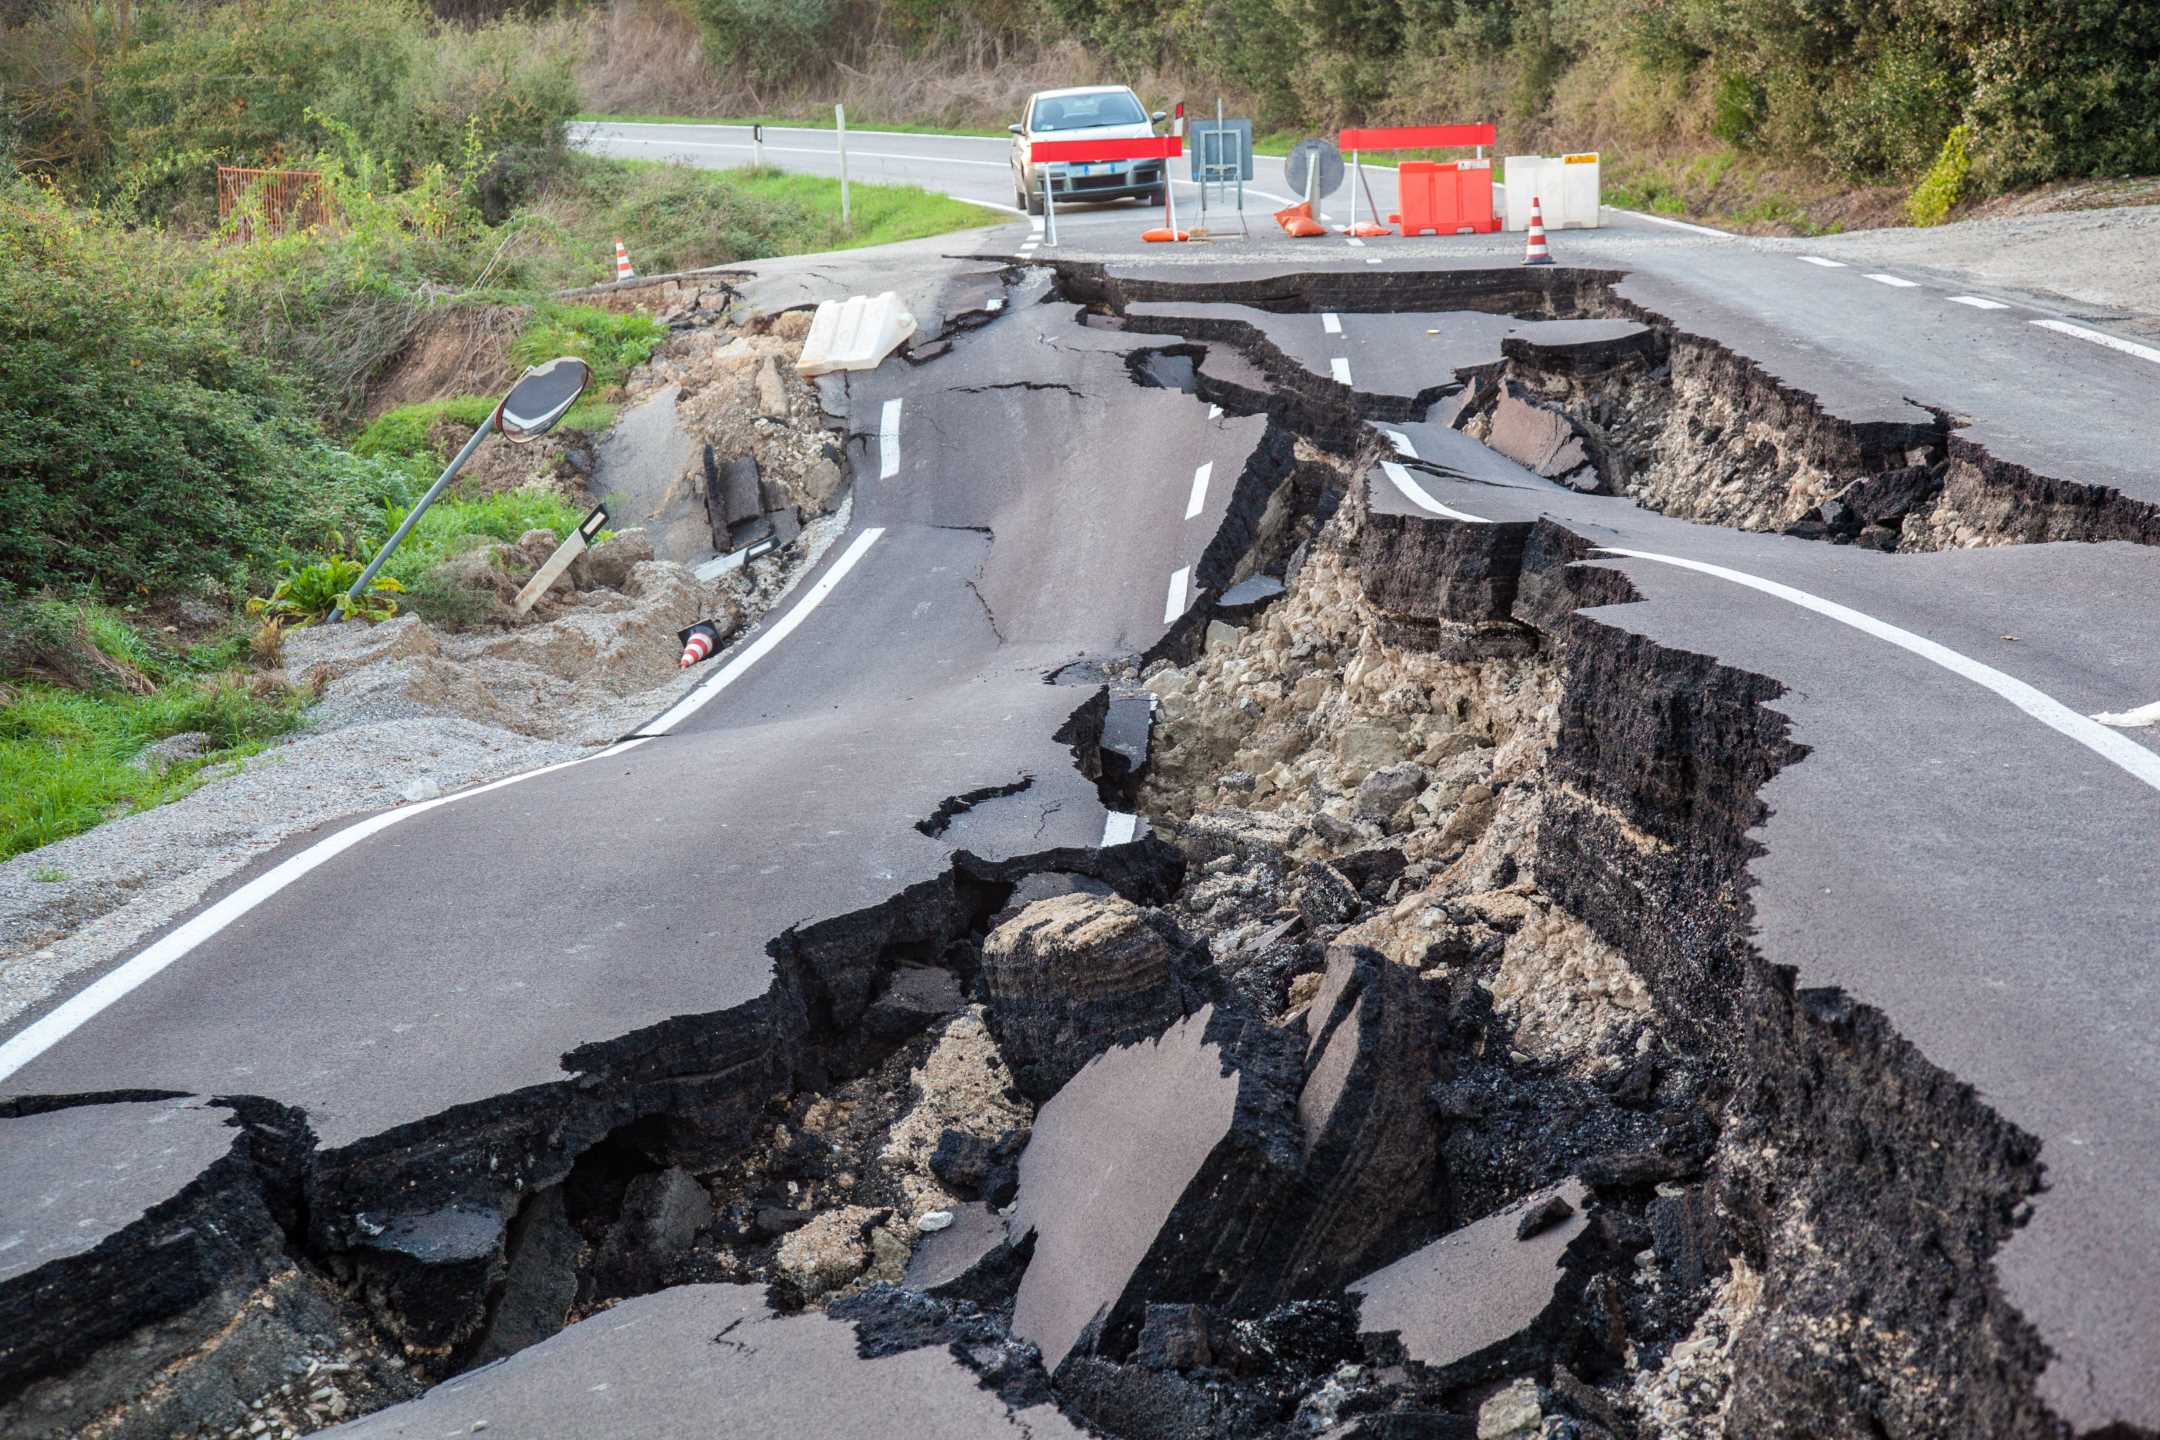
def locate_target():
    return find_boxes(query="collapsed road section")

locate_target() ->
[4,256,2160,1440]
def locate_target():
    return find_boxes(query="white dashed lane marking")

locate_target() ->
[1798,256,1846,268]
[1866,273,1921,288]
[878,398,903,480]
[1322,312,1343,335]
[1185,462,1213,520]
[1330,357,1354,385]
[1163,566,1191,624]
[1100,811,1140,846]
[1948,296,2009,310]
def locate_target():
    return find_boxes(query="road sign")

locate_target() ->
[1286,138,1344,199]
[1188,119,1254,183]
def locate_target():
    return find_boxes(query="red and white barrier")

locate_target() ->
[1337,124,1501,238]
[1027,134,1187,245]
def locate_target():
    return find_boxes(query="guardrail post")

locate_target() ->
[836,104,851,228]
[1043,165,1058,247]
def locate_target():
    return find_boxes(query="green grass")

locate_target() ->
[0,601,309,860]
[511,156,1006,291]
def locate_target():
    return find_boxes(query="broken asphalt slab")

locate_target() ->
[316,1284,1087,1439]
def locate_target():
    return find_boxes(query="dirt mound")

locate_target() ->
[366,306,528,420]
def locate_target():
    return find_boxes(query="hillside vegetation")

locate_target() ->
[0,0,996,856]
[584,0,2160,226]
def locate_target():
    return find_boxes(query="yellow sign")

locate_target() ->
[1563,152,1599,164]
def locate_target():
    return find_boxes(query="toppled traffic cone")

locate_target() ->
[678,619,723,668]
[1142,226,1192,243]
[1522,197,1553,266]
[1273,201,1327,238]
[614,238,636,281]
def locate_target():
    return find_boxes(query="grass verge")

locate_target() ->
[0,602,308,860]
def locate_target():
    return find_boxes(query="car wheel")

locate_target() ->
[1023,181,1044,217]
[1140,186,1167,208]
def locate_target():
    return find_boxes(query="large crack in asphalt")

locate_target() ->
[1,258,2148,1440]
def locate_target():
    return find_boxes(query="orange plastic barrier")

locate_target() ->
[1391,159,1498,237]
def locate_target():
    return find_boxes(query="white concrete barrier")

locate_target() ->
[1502,153,1601,231]
[796,291,918,375]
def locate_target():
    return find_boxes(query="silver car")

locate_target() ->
[1009,85,1169,215]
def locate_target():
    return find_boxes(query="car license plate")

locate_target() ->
[1075,163,1118,176]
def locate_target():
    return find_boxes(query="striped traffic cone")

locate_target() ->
[1522,198,1553,267]
[614,239,636,281]
[677,620,722,668]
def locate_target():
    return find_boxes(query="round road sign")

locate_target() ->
[1286,138,1345,200]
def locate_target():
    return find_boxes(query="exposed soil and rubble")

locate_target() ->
[3,258,2145,1440]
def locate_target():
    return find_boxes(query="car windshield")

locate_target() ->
[1032,92,1147,132]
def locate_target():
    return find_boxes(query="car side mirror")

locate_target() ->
[1151,110,1167,124]
[1009,123,1024,135]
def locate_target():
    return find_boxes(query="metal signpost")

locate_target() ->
[1188,102,1254,237]
[340,357,592,620]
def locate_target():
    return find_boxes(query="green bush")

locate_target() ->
[1907,123,1971,227]
[1711,73,1766,147]
[0,182,408,601]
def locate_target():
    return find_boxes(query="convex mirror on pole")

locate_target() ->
[338,356,591,620]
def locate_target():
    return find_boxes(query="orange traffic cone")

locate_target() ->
[677,619,722,668]
[1522,198,1553,267]
[614,239,636,281]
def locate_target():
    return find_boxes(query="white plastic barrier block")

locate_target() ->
[1558,152,1602,230]
[1502,154,1601,231]
[796,291,919,376]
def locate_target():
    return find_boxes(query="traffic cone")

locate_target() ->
[614,239,636,281]
[677,619,722,668]
[1522,198,1553,266]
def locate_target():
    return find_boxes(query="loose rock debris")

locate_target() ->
[0,260,2109,1440]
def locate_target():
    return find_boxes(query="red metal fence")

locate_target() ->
[214,166,332,242]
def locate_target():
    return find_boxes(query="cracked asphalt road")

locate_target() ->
[6,120,2160,1439]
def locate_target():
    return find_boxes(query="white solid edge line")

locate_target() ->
[1948,295,2009,310]
[1382,429,1417,458]
[1185,461,1213,520]
[1163,566,1191,624]
[1865,273,1921,288]
[878,398,902,480]
[1797,256,1846,267]
[1598,547,2160,796]
[1610,208,1729,237]
[1322,312,1343,334]
[2032,318,2160,366]
[587,120,1009,145]
[1330,357,1354,386]
[0,527,891,1083]
[1207,404,1223,419]
[1101,811,1140,847]
[1381,461,1490,523]
[2094,701,2160,728]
